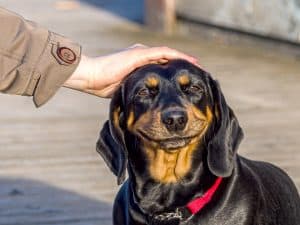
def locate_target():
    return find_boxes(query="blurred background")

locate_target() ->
[0,0,299,224]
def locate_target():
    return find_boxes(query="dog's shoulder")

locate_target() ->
[239,156,296,189]
[237,156,300,224]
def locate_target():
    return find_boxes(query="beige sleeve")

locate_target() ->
[0,7,81,107]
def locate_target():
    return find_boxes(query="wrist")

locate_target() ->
[64,54,90,91]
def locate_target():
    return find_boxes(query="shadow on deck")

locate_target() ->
[0,178,112,225]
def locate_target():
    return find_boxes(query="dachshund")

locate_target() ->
[96,59,300,225]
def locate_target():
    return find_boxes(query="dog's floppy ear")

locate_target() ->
[96,88,127,185]
[207,78,244,177]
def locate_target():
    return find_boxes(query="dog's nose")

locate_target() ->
[162,109,188,132]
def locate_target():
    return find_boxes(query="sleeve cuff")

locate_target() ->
[33,32,81,107]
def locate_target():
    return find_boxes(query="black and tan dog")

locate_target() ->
[96,60,300,225]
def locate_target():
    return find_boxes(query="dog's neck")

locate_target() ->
[126,140,217,214]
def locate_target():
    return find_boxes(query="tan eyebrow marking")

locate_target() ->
[145,76,159,88]
[177,74,190,86]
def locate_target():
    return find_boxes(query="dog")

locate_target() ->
[96,59,300,225]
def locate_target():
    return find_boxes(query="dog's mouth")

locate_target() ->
[137,130,195,150]
[159,137,192,150]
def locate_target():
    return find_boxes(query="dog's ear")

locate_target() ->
[207,78,244,177]
[96,88,127,185]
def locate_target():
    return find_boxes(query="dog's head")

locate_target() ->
[97,60,243,185]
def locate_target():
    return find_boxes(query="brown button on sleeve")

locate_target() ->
[33,32,81,107]
[57,47,77,64]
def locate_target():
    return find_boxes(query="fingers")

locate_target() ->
[136,46,200,68]
[149,58,168,64]
[127,43,148,50]
[127,44,199,66]
[85,81,122,98]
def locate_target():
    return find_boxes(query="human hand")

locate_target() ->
[64,44,199,98]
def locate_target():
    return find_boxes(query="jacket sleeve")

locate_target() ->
[0,7,81,107]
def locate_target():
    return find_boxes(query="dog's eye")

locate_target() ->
[190,85,203,93]
[182,84,203,94]
[137,88,149,97]
[137,87,159,98]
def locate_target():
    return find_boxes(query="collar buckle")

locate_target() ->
[150,209,182,225]
[149,207,190,225]
[154,208,183,220]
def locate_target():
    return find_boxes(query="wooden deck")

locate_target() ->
[0,1,299,224]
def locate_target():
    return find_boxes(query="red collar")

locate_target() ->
[147,177,223,223]
[186,177,222,214]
